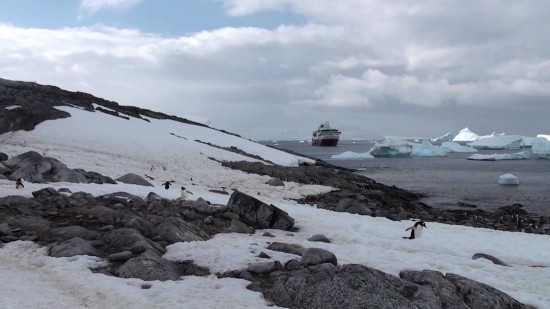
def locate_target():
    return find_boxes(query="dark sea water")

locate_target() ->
[261,140,550,216]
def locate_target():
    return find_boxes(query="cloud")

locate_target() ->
[79,0,142,13]
[2,0,550,139]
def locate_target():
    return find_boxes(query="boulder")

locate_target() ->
[336,199,373,216]
[226,191,295,230]
[115,173,154,187]
[116,249,181,281]
[49,226,100,241]
[50,237,101,258]
[151,217,209,243]
[229,219,255,234]
[300,248,337,266]
[266,178,285,187]
[108,251,133,262]
[32,187,61,198]
[267,242,305,256]
[0,152,8,161]
[103,228,166,255]
[0,223,11,236]
[248,262,278,274]
[307,234,331,243]
[52,169,89,183]
[10,217,52,234]
[191,197,227,215]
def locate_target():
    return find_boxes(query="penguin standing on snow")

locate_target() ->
[403,221,427,240]
[181,186,193,200]
[162,181,172,190]
[15,178,25,189]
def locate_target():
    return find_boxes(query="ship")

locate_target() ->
[312,121,341,146]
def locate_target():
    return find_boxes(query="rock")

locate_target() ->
[266,177,285,187]
[145,192,171,212]
[117,249,181,281]
[336,199,373,216]
[70,191,95,201]
[182,210,196,220]
[191,197,227,215]
[248,262,278,274]
[58,188,72,193]
[0,195,43,208]
[230,219,255,234]
[32,187,61,198]
[258,252,271,259]
[49,226,100,241]
[267,242,305,256]
[300,248,337,266]
[204,216,214,225]
[0,223,11,235]
[0,152,8,161]
[472,253,510,266]
[0,105,70,135]
[284,259,303,271]
[227,191,295,230]
[52,169,89,183]
[103,228,166,255]
[10,217,52,234]
[240,271,255,282]
[263,232,275,237]
[108,251,133,262]
[152,217,209,243]
[50,237,101,258]
[308,234,331,243]
[0,174,7,180]
[115,173,154,187]
[374,209,398,221]
[223,211,240,220]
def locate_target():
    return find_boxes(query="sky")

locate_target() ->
[1,0,549,140]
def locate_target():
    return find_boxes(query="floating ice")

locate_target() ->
[331,151,375,160]
[519,137,542,147]
[499,174,519,185]
[532,138,550,159]
[466,136,523,150]
[477,132,505,140]
[466,151,531,161]
[537,134,550,141]
[452,127,479,142]
[431,132,455,142]
[367,138,413,157]
[440,142,478,153]
[410,140,448,157]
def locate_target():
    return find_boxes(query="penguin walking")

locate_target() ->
[403,221,427,240]
[15,178,25,189]
[162,181,172,190]
[181,186,193,200]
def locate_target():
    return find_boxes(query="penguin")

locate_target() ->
[181,186,193,200]
[162,181,172,190]
[15,178,25,189]
[403,221,427,240]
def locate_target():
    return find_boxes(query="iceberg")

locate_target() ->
[331,151,374,160]
[520,136,543,147]
[477,132,505,140]
[466,151,531,161]
[452,127,479,142]
[367,138,413,157]
[499,174,519,185]
[532,138,550,159]
[431,132,455,142]
[466,135,523,150]
[410,140,448,157]
[537,134,550,141]
[440,142,478,153]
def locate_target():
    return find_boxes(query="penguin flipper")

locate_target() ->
[406,227,413,231]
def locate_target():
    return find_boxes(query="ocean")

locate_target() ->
[262,140,550,216]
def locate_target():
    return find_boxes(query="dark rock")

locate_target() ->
[307,234,331,243]
[240,271,255,281]
[284,259,303,271]
[204,216,214,225]
[0,195,43,208]
[152,217,209,243]
[472,253,510,267]
[108,251,133,262]
[50,237,101,258]
[10,217,52,234]
[258,252,271,259]
[222,211,240,220]
[248,261,278,274]
[227,191,295,230]
[0,223,11,236]
[267,242,305,256]
[115,173,154,187]
[191,197,227,215]
[336,199,372,216]
[32,187,61,198]
[230,219,255,234]
[266,178,285,187]
[182,210,196,220]
[300,248,337,266]
[58,188,72,193]
[103,228,166,255]
[0,152,8,161]
[263,232,275,237]
[117,249,181,281]
[49,226,100,241]
[0,105,70,135]
[375,209,399,221]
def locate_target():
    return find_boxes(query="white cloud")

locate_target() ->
[79,0,142,13]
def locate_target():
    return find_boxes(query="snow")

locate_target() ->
[410,140,448,157]
[452,127,479,142]
[467,135,523,150]
[532,138,550,159]
[477,132,505,140]
[499,174,519,185]
[520,136,542,147]
[466,151,531,161]
[4,105,20,110]
[368,138,413,157]
[537,134,550,141]
[440,141,478,153]
[331,151,374,160]
[0,106,549,309]
[431,132,454,142]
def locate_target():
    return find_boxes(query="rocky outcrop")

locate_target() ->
[0,152,8,161]
[1,151,116,184]
[226,190,295,230]
[115,173,154,187]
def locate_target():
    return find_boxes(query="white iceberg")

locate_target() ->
[537,134,550,141]
[520,136,543,147]
[452,127,479,142]
[499,174,519,185]
[466,135,523,150]
[367,138,413,157]
[466,151,531,161]
[440,142,478,153]
[431,132,455,142]
[410,140,448,157]
[477,132,505,140]
[331,151,375,160]
[532,138,550,159]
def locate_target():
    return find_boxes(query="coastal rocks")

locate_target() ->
[336,198,373,215]
[267,242,305,256]
[0,152,8,161]
[229,219,255,234]
[256,263,529,309]
[0,223,12,236]
[300,248,337,266]
[227,191,295,230]
[308,234,331,243]
[50,237,101,258]
[0,105,71,135]
[117,249,181,281]
[115,173,154,187]
[266,177,285,187]
[1,151,116,184]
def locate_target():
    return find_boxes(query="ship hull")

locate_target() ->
[312,138,339,146]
